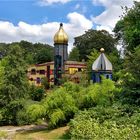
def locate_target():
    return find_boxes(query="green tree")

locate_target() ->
[34,47,53,64]
[69,47,80,61]
[114,2,140,52]
[118,46,140,105]
[0,44,29,106]
[74,29,117,61]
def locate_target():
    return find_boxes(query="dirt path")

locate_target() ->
[0,124,48,140]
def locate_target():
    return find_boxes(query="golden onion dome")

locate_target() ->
[54,23,68,44]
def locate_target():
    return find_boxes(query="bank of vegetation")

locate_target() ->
[0,1,140,139]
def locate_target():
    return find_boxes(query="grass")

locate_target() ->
[0,131,8,139]
[14,126,70,140]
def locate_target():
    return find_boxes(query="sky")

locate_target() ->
[0,0,139,52]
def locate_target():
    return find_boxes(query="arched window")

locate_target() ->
[106,75,109,79]
[31,69,36,75]
[36,77,41,84]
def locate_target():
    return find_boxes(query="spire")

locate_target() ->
[92,48,112,71]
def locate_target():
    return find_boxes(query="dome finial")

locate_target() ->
[100,48,104,53]
[60,23,63,27]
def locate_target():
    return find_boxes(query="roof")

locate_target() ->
[92,53,112,71]
[54,23,68,44]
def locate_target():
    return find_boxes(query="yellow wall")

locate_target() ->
[27,62,86,86]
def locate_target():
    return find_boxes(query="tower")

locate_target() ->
[54,23,68,85]
[92,48,113,83]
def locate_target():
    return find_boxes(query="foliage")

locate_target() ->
[34,47,53,64]
[69,104,140,139]
[74,29,117,61]
[42,85,79,128]
[17,102,46,125]
[116,46,140,105]
[0,100,25,125]
[68,46,80,61]
[0,41,54,64]
[0,45,29,106]
[41,77,50,89]
[29,85,46,101]
[40,79,117,128]
[114,2,140,52]
[63,82,85,109]
[0,45,30,125]
[82,77,116,108]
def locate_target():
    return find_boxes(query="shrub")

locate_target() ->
[69,104,140,139]
[82,78,116,108]
[17,103,46,125]
[42,87,78,128]
[0,100,24,125]
[41,77,50,89]
[29,85,46,101]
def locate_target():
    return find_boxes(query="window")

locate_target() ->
[39,70,45,75]
[36,77,41,84]
[106,75,109,79]
[30,78,33,81]
[31,69,36,75]
[78,68,81,72]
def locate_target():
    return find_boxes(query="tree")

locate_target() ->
[0,44,29,106]
[0,41,54,64]
[34,47,53,64]
[114,2,140,52]
[74,29,117,61]
[69,47,80,61]
[117,46,140,105]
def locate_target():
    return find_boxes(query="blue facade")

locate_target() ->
[92,71,112,83]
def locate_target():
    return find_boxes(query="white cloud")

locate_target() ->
[91,0,139,33]
[39,0,71,6]
[0,12,93,52]
[96,25,112,34]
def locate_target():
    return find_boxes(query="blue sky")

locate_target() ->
[0,0,137,51]
[0,0,104,25]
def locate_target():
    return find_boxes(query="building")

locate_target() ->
[92,48,112,83]
[27,23,87,86]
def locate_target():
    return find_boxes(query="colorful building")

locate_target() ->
[92,48,113,83]
[27,23,87,86]
[27,61,86,86]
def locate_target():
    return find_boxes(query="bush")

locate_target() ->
[41,77,50,89]
[29,85,46,101]
[0,100,24,125]
[17,103,46,125]
[81,78,116,108]
[42,86,78,128]
[69,104,140,139]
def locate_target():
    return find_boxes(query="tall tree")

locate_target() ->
[114,2,140,52]
[69,47,80,61]
[74,29,117,61]
[0,41,54,64]
[0,44,29,106]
